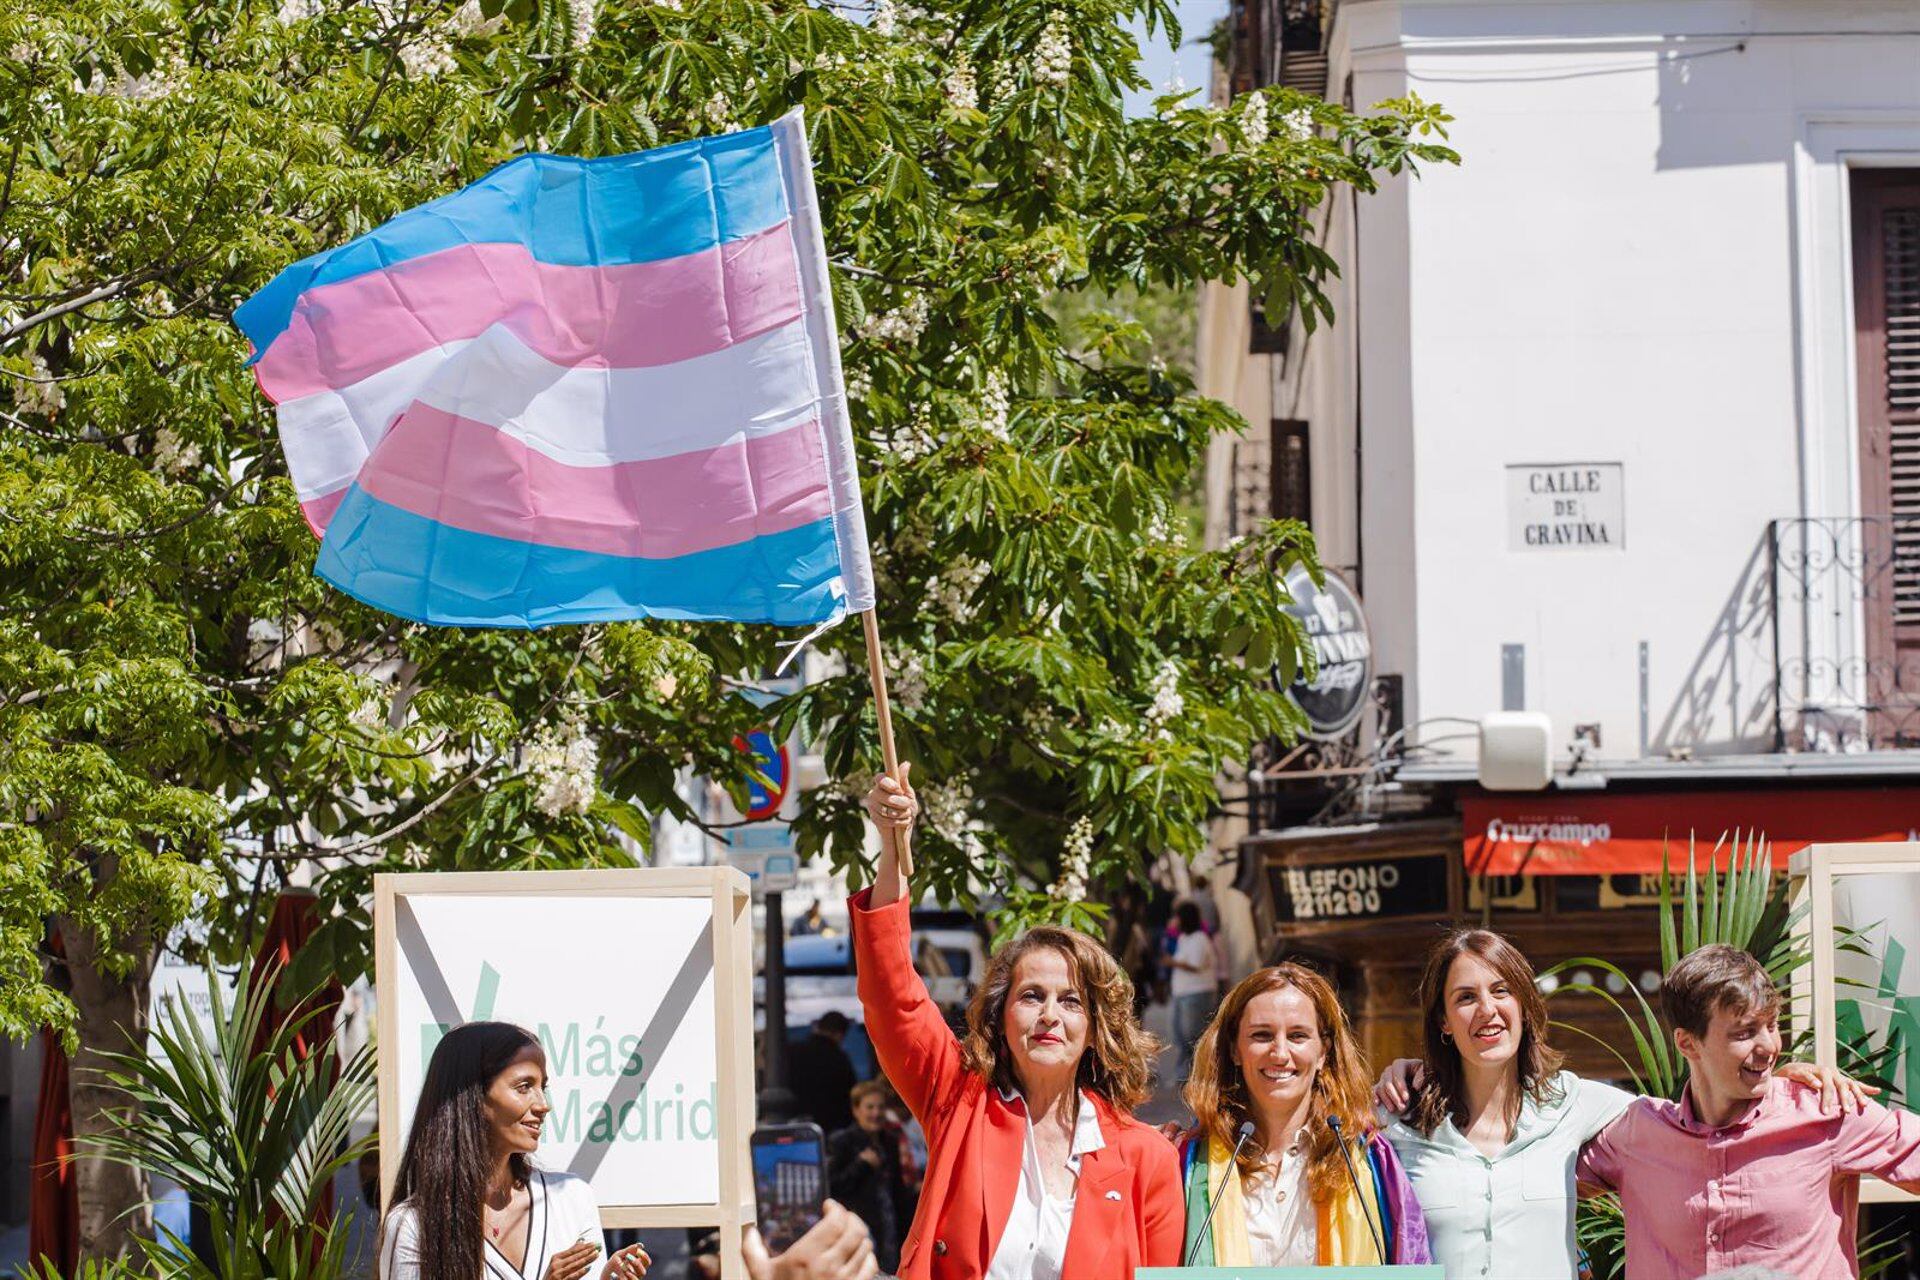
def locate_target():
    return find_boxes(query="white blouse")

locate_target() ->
[1242,1136,1316,1267]
[984,1089,1106,1280]
[381,1169,610,1280]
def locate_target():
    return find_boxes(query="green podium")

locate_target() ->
[1137,1269,1445,1278]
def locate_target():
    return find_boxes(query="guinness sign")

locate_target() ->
[1282,566,1372,740]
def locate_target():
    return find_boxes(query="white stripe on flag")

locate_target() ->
[277,319,820,502]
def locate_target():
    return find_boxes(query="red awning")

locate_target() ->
[1461,786,1920,875]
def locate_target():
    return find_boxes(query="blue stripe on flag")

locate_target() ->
[238,126,790,363]
[314,486,847,628]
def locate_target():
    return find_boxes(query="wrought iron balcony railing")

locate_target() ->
[1769,516,1920,751]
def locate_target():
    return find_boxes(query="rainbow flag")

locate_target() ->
[236,110,873,629]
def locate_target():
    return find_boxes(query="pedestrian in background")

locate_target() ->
[828,1080,909,1273]
[789,1011,858,1136]
[1168,902,1217,1081]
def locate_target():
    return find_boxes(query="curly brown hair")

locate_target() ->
[960,925,1160,1111]
[1407,929,1566,1137]
[1181,964,1377,1206]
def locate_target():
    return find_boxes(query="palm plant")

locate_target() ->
[1546,830,1794,1098]
[84,963,375,1280]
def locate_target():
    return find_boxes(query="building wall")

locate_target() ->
[1250,0,1920,765]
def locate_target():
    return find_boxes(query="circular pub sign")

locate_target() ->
[1281,565,1373,740]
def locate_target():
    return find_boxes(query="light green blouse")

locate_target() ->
[1382,1071,1634,1280]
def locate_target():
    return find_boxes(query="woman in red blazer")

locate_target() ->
[851,768,1184,1280]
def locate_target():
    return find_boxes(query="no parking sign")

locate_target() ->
[734,727,792,821]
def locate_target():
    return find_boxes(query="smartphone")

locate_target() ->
[751,1122,828,1254]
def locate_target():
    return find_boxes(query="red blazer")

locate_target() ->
[849,888,1184,1280]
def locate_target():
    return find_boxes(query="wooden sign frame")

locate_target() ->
[1789,841,1920,1205]
[375,867,756,1274]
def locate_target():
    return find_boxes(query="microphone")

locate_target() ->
[1326,1115,1389,1264]
[1182,1120,1255,1267]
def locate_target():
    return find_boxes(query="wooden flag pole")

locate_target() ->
[861,608,914,876]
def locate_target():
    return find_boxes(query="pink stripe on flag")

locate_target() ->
[301,487,349,536]
[254,222,803,403]
[349,405,835,559]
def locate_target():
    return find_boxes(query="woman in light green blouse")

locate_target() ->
[1372,929,1868,1280]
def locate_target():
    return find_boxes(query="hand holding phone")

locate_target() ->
[751,1122,828,1254]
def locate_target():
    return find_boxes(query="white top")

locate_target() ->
[985,1089,1106,1280]
[1243,1135,1316,1267]
[1382,1071,1634,1280]
[381,1169,609,1280]
[1170,932,1217,998]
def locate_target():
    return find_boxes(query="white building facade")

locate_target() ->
[1208,0,1920,770]
[1201,0,1920,1085]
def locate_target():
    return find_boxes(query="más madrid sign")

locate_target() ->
[1282,565,1372,740]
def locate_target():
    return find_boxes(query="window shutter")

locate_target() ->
[1880,204,1920,628]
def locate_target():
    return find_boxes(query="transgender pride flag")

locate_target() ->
[236,111,873,629]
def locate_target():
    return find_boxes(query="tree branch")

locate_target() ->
[0,271,162,346]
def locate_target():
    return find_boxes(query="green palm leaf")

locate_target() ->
[84,961,373,1280]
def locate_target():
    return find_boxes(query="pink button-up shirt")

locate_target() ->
[1576,1077,1920,1279]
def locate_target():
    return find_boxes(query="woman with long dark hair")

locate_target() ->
[1372,928,1865,1280]
[1177,965,1429,1267]
[380,1021,652,1280]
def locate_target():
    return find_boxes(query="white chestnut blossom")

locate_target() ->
[399,33,455,78]
[858,292,930,345]
[524,714,600,818]
[942,58,978,111]
[705,90,732,130]
[888,649,928,711]
[1053,816,1093,900]
[1032,12,1071,88]
[871,0,897,37]
[14,356,63,418]
[844,366,873,401]
[886,415,938,463]
[569,0,598,48]
[983,61,1014,106]
[152,428,201,476]
[1145,659,1184,726]
[923,556,988,622]
[975,372,1010,440]
[1283,106,1314,141]
[113,56,185,101]
[1238,94,1269,148]
[921,775,975,838]
[450,0,504,37]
